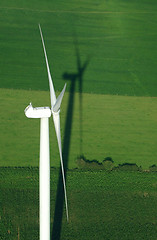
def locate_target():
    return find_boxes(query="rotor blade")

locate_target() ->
[53,84,66,113]
[39,24,56,107]
[53,113,69,222]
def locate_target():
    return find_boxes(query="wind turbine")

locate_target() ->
[24,25,69,240]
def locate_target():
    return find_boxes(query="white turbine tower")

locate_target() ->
[24,25,68,240]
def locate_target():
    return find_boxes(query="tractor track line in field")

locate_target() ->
[0,6,157,15]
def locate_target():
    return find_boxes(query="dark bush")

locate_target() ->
[149,164,157,172]
[114,163,140,172]
[76,155,103,170]
[102,157,114,170]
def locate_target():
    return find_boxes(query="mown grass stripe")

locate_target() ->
[0,88,156,169]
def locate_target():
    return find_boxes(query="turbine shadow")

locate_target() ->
[51,41,89,240]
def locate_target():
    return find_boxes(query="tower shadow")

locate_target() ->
[75,41,90,155]
[51,41,90,240]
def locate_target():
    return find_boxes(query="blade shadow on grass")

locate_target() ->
[51,40,90,240]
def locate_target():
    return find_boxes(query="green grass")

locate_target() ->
[0,0,157,96]
[1,1,157,239]
[0,88,156,169]
[1,167,157,240]
[0,1,157,168]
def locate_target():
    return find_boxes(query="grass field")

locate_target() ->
[0,0,157,96]
[0,88,157,169]
[0,1,157,239]
[0,0,157,168]
[1,167,157,240]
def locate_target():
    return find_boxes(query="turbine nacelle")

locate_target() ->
[25,103,51,119]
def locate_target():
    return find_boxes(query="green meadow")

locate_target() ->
[1,168,157,240]
[0,0,157,239]
[0,88,157,169]
[0,0,157,96]
[0,0,157,168]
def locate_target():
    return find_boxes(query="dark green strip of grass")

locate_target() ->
[0,0,157,96]
[1,167,157,240]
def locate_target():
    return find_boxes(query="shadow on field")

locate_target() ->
[51,39,90,240]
